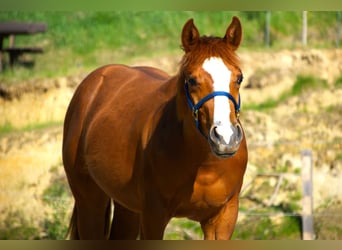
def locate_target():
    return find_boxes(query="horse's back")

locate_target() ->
[63,63,169,161]
[64,63,169,139]
[80,64,169,99]
[76,64,170,132]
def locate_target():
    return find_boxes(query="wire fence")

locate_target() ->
[259,11,342,48]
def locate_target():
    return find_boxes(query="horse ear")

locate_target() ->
[224,16,242,50]
[181,18,200,52]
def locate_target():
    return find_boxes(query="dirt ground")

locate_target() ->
[1,48,342,239]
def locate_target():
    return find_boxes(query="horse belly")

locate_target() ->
[83,103,145,211]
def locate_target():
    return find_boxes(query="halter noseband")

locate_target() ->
[184,80,241,137]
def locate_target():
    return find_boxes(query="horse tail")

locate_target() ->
[104,200,112,239]
[66,204,79,240]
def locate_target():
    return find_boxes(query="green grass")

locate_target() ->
[314,200,342,239]
[0,11,340,83]
[0,120,63,136]
[335,75,342,87]
[0,210,40,240]
[21,120,63,132]
[232,214,301,240]
[165,218,203,240]
[291,75,328,95]
[42,180,71,239]
[245,75,329,111]
[41,163,73,239]
[166,211,302,240]
[0,121,15,135]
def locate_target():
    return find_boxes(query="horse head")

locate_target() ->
[180,16,244,158]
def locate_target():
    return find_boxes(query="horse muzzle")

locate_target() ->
[208,123,243,158]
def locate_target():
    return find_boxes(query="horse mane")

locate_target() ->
[179,35,240,76]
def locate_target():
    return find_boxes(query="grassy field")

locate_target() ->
[0,11,340,82]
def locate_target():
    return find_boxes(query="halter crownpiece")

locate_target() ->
[184,79,241,138]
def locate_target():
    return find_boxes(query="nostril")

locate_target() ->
[213,126,220,139]
[235,123,243,141]
[209,125,222,142]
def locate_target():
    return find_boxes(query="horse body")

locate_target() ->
[63,17,248,240]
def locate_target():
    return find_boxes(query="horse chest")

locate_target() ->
[191,175,234,208]
[172,172,237,219]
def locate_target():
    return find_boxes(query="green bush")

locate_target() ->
[0,210,40,240]
[233,214,301,240]
[245,75,329,111]
[41,167,72,239]
[335,76,342,87]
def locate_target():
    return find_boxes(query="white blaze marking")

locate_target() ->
[202,57,233,143]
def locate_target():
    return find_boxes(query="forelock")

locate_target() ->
[180,36,240,74]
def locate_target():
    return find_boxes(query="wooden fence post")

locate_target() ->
[302,11,308,47]
[301,149,314,240]
[265,11,271,47]
[337,11,341,48]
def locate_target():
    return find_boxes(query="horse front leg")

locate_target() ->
[109,201,140,239]
[200,196,239,240]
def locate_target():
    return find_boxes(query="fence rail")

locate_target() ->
[238,149,315,239]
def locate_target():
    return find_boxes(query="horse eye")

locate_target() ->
[236,74,243,85]
[187,77,197,86]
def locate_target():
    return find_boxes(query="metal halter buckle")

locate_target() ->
[192,108,199,121]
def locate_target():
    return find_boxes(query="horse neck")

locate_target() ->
[170,74,213,162]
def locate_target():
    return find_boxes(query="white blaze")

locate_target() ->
[202,57,234,143]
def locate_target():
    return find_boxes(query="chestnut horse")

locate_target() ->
[62,16,248,240]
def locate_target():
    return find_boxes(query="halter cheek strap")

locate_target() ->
[184,81,241,137]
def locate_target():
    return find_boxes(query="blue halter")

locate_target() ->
[184,80,241,138]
